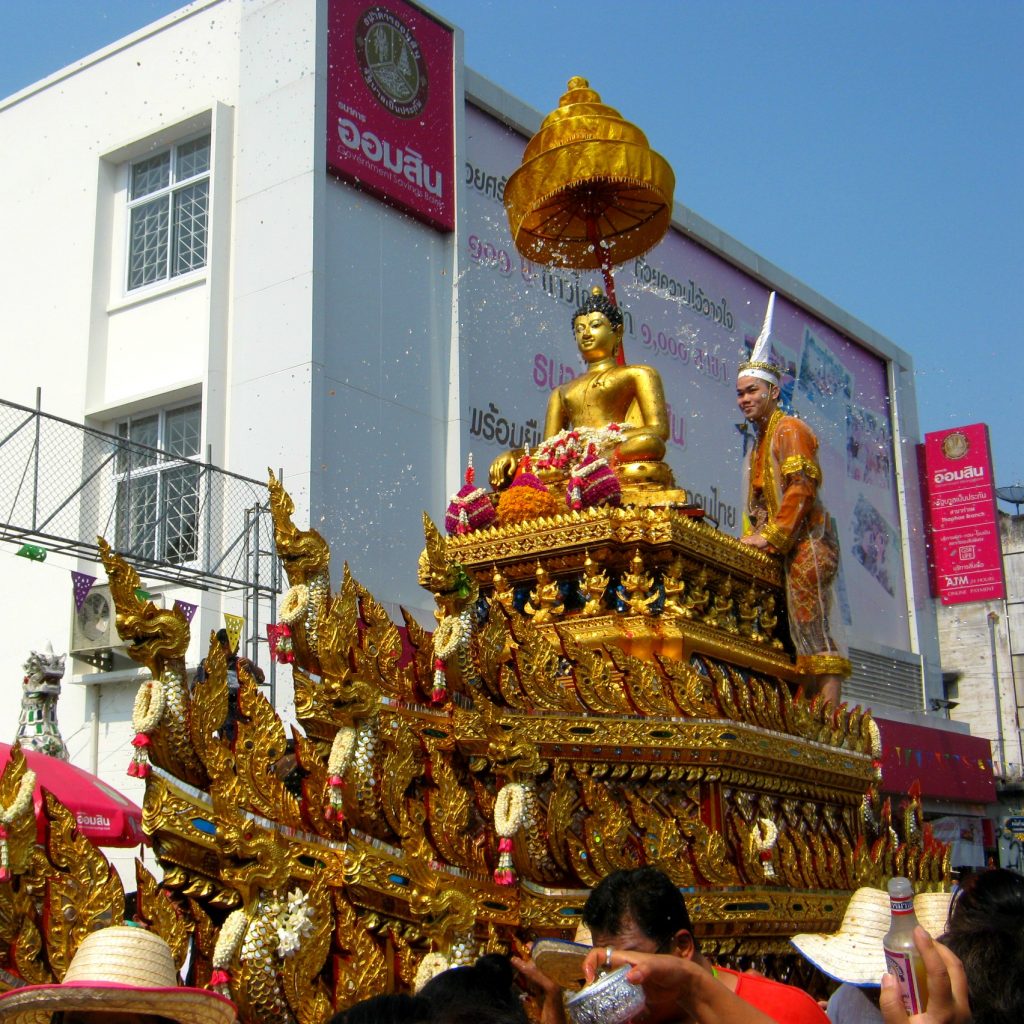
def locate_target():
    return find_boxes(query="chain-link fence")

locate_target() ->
[0,395,278,596]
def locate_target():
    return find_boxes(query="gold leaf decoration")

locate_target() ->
[233,676,304,829]
[135,859,190,970]
[41,793,125,980]
[281,880,334,1024]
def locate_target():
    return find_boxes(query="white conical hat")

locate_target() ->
[738,291,781,385]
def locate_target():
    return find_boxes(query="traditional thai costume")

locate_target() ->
[740,293,851,681]
[745,407,851,678]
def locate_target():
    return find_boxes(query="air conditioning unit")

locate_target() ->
[70,586,165,658]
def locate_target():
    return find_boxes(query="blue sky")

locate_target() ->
[3,0,1022,492]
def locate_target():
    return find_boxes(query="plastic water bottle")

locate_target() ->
[883,876,928,1013]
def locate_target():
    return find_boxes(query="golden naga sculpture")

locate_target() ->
[0,497,949,1019]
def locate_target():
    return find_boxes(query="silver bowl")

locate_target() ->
[565,964,646,1024]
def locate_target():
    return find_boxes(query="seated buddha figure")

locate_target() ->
[489,289,676,492]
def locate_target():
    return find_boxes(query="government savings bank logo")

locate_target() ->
[355,6,428,119]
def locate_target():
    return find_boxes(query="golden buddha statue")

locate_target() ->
[489,289,679,496]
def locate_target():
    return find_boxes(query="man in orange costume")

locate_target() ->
[737,294,850,707]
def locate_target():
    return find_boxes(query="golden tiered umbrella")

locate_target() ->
[504,76,675,303]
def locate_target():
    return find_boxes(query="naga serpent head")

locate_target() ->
[417,514,479,611]
[97,537,189,673]
[23,643,66,696]
[268,470,331,586]
[212,784,293,895]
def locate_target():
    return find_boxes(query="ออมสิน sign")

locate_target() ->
[923,423,1005,604]
[326,0,455,231]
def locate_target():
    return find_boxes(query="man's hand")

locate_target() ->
[580,949,774,1024]
[879,928,971,1024]
[511,954,566,1024]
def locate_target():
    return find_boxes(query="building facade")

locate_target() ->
[937,511,1024,866]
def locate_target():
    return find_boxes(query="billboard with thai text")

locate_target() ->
[327,0,454,231]
[458,103,911,653]
[923,423,1005,604]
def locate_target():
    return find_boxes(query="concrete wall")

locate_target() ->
[938,513,1024,775]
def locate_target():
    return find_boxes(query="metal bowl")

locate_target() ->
[564,964,646,1024]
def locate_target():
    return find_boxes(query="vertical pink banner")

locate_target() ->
[327,0,455,231]
[923,423,1005,604]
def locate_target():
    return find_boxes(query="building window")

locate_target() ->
[127,135,210,291]
[114,403,202,565]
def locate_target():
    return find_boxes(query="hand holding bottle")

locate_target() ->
[879,927,971,1024]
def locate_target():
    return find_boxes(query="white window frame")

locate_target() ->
[113,402,203,566]
[125,133,211,293]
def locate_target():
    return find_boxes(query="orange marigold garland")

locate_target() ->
[496,451,560,526]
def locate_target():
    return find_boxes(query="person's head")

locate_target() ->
[572,290,623,364]
[736,374,780,426]
[215,628,231,653]
[327,993,431,1024]
[0,925,236,1024]
[583,867,700,960]
[942,867,1024,1024]
[418,954,527,1024]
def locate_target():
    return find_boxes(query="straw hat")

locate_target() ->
[0,925,236,1023]
[791,887,952,986]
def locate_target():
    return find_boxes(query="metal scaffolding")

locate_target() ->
[0,392,283,696]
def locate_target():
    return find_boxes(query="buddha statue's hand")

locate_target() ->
[489,451,519,490]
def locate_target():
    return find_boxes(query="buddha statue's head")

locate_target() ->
[572,287,624,364]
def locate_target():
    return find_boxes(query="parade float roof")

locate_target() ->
[0,744,147,847]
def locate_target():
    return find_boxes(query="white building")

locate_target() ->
[0,0,963,875]
[936,511,1024,867]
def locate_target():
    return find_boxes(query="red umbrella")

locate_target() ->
[0,743,147,848]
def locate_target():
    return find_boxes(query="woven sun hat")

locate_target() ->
[0,925,237,1023]
[791,887,952,986]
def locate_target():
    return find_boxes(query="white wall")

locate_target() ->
[0,0,243,833]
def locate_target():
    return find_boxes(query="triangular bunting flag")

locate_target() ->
[16,544,47,562]
[135,588,152,602]
[71,571,97,611]
[224,613,244,653]
[174,600,198,623]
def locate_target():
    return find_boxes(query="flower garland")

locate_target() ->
[210,908,248,991]
[753,818,778,879]
[127,678,165,779]
[279,584,309,626]
[431,608,473,704]
[413,951,450,992]
[493,782,527,886]
[275,888,314,956]
[534,424,623,474]
[0,769,36,882]
[325,726,356,822]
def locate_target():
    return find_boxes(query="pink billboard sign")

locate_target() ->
[327,0,454,231]
[923,423,1005,604]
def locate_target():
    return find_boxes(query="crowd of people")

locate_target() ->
[2,864,1019,1024]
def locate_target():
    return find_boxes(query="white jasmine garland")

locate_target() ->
[328,727,357,777]
[413,951,450,992]
[432,609,472,661]
[279,584,309,626]
[213,909,249,970]
[493,783,528,838]
[0,770,36,826]
[131,678,165,735]
[753,818,778,851]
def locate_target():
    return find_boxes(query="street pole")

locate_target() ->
[989,611,1007,775]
